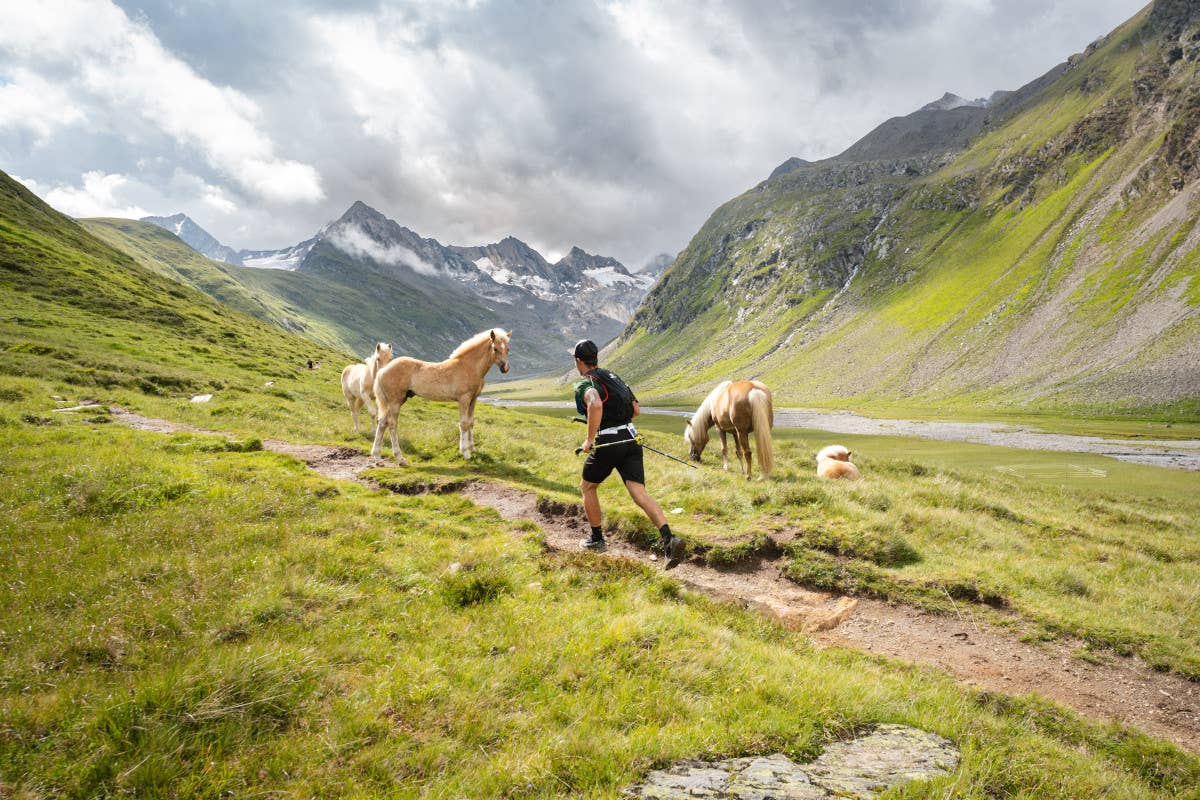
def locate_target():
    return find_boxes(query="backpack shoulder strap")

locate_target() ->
[583,370,609,402]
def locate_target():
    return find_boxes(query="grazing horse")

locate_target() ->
[371,328,511,464]
[340,342,393,434]
[685,380,774,479]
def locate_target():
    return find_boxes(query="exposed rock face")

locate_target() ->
[624,725,959,799]
[141,213,243,265]
[144,202,648,375]
[452,240,656,325]
[450,237,565,296]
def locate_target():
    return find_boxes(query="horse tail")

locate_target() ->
[750,386,773,477]
[341,365,357,401]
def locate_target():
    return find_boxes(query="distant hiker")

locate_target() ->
[307,358,314,369]
[572,339,685,566]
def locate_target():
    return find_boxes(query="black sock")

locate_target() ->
[590,525,603,541]
[659,523,672,541]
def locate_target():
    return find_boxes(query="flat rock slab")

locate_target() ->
[624,724,958,799]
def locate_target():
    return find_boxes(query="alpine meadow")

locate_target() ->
[3,1,1200,799]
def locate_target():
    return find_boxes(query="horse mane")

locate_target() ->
[688,382,725,448]
[449,328,507,360]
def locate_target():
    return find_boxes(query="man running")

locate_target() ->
[571,339,685,567]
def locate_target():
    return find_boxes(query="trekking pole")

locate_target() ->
[572,424,698,469]
[574,439,631,455]
[636,436,699,469]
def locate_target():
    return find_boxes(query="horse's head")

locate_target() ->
[684,417,705,461]
[376,342,394,366]
[816,445,851,463]
[490,329,510,374]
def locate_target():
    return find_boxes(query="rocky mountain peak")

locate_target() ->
[556,246,630,276]
[769,157,812,180]
[141,212,242,265]
[919,92,989,112]
[335,200,390,228]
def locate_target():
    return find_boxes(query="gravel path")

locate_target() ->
[481,398,1200,470]
[107,407,1200,752]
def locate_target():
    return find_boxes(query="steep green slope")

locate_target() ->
[615,1,1200,417]
[79,218,336,345]
[0,170,351,412]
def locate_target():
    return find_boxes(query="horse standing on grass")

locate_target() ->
[371,328,511,464]
[684,380,774,479]
[341,342,393,434]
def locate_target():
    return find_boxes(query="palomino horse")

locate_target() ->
[816,444,861,480]
[371,328,511,464]
[684,380,774,479]
[341,342,393,434]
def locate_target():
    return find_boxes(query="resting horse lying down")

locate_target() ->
[816,444,861,480]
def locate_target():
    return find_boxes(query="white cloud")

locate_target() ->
[16,171,151,219]
[0,0,323,205]
[327,224,440,276]
[165,169,239,215]
[2,0,1147,262]
[15,167,243,223]
[0,69,86,140]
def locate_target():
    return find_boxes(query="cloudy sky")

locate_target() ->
[1,0,1145,267]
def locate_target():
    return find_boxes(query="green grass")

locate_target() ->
[3,409,1199,798]
[376,405,1200,680]
[3,142,1200,795]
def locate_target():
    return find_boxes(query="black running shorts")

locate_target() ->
[581,431,645,485]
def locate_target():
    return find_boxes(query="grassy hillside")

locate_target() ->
[3,165,1200,795]
[0,174,353,409]
[80,218,343,346]
[614,2,1200,418]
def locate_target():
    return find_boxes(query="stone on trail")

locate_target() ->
[190,394,213,403]
[805,725,960,798]
[623,724,958,799]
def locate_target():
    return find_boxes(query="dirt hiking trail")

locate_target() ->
[110,407,1200,752]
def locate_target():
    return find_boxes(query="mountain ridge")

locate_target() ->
[612,0,1200,415]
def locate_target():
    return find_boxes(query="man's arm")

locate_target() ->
[583,387,602,452]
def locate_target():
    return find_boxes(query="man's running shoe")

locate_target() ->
[664,535,685,569]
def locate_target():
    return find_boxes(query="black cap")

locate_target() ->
[572,339,599,361]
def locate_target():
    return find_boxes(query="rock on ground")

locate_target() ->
[624,724,959,799]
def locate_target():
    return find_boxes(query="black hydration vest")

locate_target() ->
[586,368,637,429]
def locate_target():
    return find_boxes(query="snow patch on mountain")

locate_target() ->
[240,241,314,271]
[584,266,638,287]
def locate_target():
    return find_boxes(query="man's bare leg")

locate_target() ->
[625,480,666,527]
[581,479,602,527]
